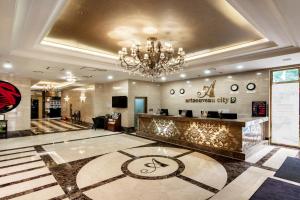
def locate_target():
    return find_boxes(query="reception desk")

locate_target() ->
[137,114,268,160]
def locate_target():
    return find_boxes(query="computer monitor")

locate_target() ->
[179,110,185,116]
[160,109,169,116]
[186,110,193,118]
[220,113,237,119]
[179,110,193,117]
[207,111,220,118]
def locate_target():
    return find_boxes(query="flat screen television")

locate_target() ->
[112,96,128,108]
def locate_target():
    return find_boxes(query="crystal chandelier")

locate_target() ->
[118,37,185,79]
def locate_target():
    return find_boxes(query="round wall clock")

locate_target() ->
[246,83,256,91]
[179,88,185,94]
[0,81,22,113]
[170,89,175,95]
[230,84,239,92]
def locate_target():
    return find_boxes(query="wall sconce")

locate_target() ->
[80,93,86,102]
[64,95,70,102]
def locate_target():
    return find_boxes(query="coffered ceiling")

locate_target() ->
[1,0,300,84]
[45,0,263,54]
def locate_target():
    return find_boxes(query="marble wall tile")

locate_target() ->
[61,89,95,123]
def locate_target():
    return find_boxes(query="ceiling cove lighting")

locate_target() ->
[119,37,185,79]
[41,40,118,60]
[185,38,269,61]
[3,62,13,69]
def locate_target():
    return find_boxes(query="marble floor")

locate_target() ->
[0,129,299,199]
[31,119,88,134]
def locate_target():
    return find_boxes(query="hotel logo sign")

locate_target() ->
[186,80,236,104]
[197,80,216,98]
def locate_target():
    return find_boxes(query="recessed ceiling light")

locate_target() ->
[237,65,244,69]
[180,74,186,78]
[204,69,211,74]
[256,72,262,76]
[186,80,191,84]
[161,77,166,81]
[107,75,113,80]
[205,78,210,82]
[3,62,12,69]
[66,71,72,74]
[132,81,136,84]
[227,75,232,79]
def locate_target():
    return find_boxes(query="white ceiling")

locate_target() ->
[0,0,300,85]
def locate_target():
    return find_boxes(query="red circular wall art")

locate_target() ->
[0,81,22,113]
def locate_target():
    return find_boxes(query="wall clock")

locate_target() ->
[230,84,239,92]
[0,81,22,113]
[170,89,175,95]
[246,83,256,91]
[179,88,185,94]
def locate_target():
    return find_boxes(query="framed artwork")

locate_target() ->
[0,81,22,113]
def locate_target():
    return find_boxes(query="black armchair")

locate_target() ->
[92,116,106,130]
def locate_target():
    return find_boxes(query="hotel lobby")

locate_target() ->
[0,0,300,199]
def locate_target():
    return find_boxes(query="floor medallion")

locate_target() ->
[121,155,185,179]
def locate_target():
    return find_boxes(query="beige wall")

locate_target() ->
[61,89,95,123]
[60,70,268,128]
[0,74,31,131]
[96,80,130,127]
[128,80,161,126]
[0,69,269,131]
[161,70,269,117]
[93,80,161,128]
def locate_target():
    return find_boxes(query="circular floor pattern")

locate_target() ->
[76,146,228,200]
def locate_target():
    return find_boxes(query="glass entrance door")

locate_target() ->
[271,67,299,147]
[134,97,147,128]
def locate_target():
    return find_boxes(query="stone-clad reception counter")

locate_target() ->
[137,114,268,160]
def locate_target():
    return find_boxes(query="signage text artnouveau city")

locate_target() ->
[185,80,236,104]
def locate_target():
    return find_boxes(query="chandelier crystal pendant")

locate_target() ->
[118,37,185,79]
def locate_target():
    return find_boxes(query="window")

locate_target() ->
[272,68,299,83]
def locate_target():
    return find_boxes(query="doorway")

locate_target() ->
[31,99,39,119]
[271,67,299,147]
[134,97,147,128]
